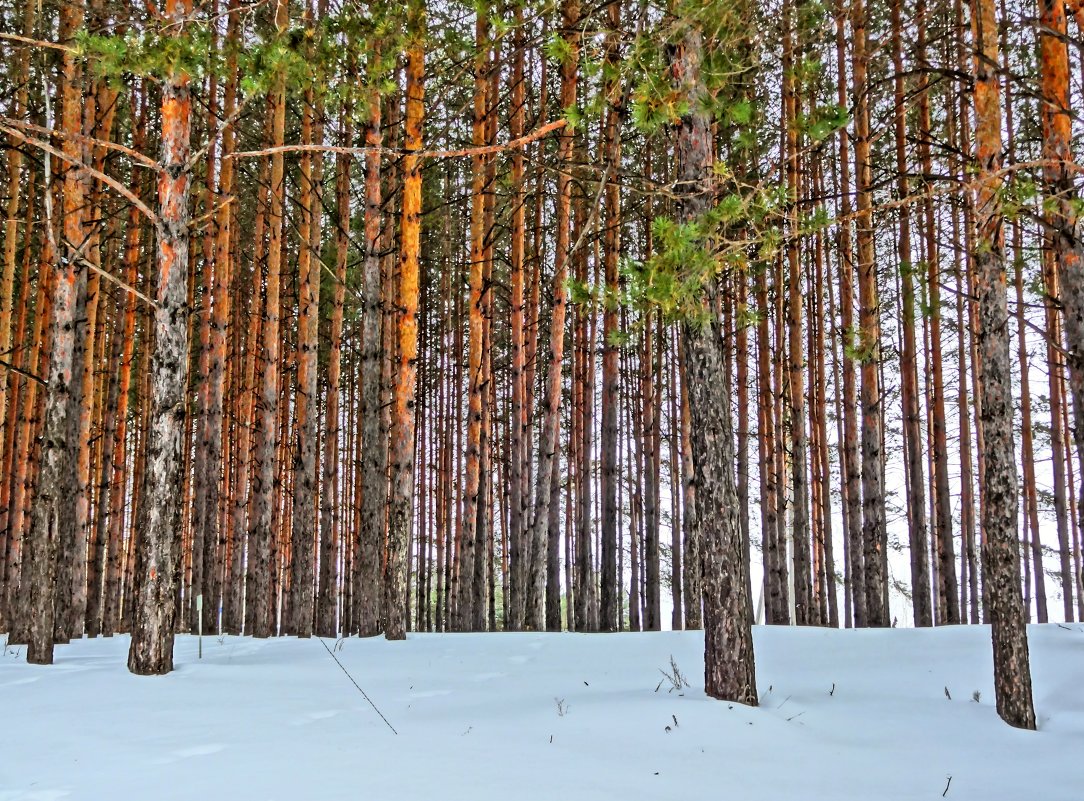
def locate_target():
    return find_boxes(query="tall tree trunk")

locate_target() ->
[599,0,622,633]
[971,0,1035,728]
[679,342,701,629]
[1014,226,1047,622]
[386,5,425,641]
[852,0,888,627]
[507,4,529,632]
[810,170,839,627]
[99,122,145,638]
[642,313,660,630]
[891,0,932,627]
[356,60,388,638]
[247,0,289,638]
[318,98,352,637]
[671,331,686,629]
[756,258,784,624]
[6,226,56,644]
[458,7,490,632]
[670,22,757,705]
[62,32,107,645]
[572,151,596,633]
[956,0,982,623]
[629,333,643,631]
[722,295,743,611]
[188,56,218,637]
[189,0,238,638]
[834,0,864,628]
[475,48,500,632]
[288,59,321,638]
[783,0,811,624]
[526,0,579,631]
[917,0,959,627]
[0,182,32,631]
[128,0,194,674]
[228,116,270,635]
[1039,0,1084,621]
[0,0,36,478]
[26,0,88,664]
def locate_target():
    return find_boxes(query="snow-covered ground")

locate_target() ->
[2,624,1082,800]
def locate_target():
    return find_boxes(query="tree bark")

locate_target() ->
[386,6,425,641]
[1039,0,1084,621]
[506,4,529,632]
[26,0,88,664]
[971,0,1035,728]
[891,0,932,627]
[852,0,888,627]
[458,7,490,632]
[599,0,622,633]
[670,22,757,705]
[782,0,811,624]
[127,0,194,674]
[832,0,863,628]
[356,60,388,638]
[246,0,289,639]
[526,0,579,631]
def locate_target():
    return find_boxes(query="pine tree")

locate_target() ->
[386,0,426,641]
[667,5,757,704]
[128,0,195,674]
[971,0,1036,729]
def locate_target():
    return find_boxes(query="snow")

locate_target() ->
[2,624,1082,800]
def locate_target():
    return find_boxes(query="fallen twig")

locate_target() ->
[315,637,398,735]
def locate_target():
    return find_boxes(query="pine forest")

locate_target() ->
[2,0,1084,777]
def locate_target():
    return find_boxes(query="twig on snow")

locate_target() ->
[315,637,398,735]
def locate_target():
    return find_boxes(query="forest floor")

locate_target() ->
[2,624,1082,800]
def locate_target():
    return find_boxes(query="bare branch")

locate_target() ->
[0,357,47,387]
[0,122,160,226]
[0,32,77,53]
[228,118,567,162]
[85,258,158,309]
[0,114,161,172]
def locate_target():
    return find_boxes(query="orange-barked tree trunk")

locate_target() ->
[457,6,490,632]
[970,0,1035,729]
[506,5,530,631]
[25,0,88,665]
[385,2,425,641]
[288,53,322,638]
[128,0,195,675]
[247,0,289,639]
[526,0,579,631]
[891,0,932,627]
[1039,0,1084,620]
